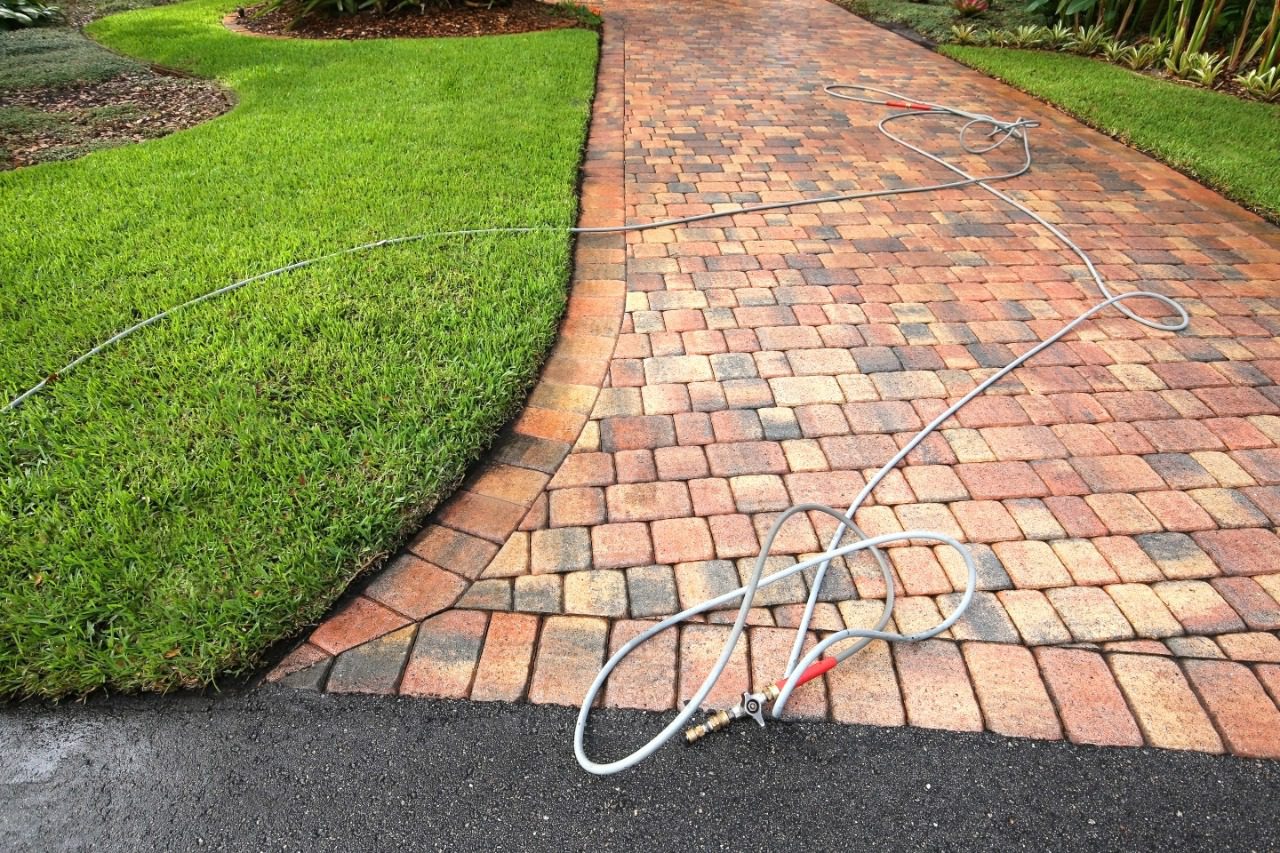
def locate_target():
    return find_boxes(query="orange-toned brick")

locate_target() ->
[363,554,468,620]
[604,620,677,711]
[992,540,1073,589]
[1035,647,1142,747]
[825,638,905,727]
[749,628,827,720]
[893,639,983,732]
[309,596,411,656]
[470,612,539,702]
[962,642,1061,740]
[1109,654,1223,753]
[1183,659,1280,759]
[1153,580,1246,635]
[528,616,608,706]
[679,623,750,709]
[400,610,488,699]
[1210,577,1280,630]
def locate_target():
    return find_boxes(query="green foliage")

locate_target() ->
[1044,21,1073,45]
[0,0,61,27]
[552,1,601,28]
[1009,22,1046,45]
[941,46,1280,221]
[1100,35,1127,60]
[1187,49,1228,84]
[1236,65,1280,100]
[1,0,597,697]
[0,26,137,89]
[950,21,983,41]
[1119,37,1167,68]
[838,0,1041,43]
[1067,22,1110,54]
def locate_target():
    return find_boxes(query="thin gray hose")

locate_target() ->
[573,85,1187,775]
[6,92,1035,413]
[6,83,1189,777]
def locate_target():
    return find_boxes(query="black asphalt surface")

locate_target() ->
[2,687,1278,852]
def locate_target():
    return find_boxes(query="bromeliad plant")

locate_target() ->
[967,0,1280,100]
[953,0,990,17]
[0,0,60,27]
[950,21,987,41]
[1023,0,1280,76]
[1235,62,1280,95]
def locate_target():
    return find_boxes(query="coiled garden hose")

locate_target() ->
[4,85,1189,777]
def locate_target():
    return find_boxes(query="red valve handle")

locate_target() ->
[775,657,837,690]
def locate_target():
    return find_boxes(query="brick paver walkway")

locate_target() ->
[271,0,1280,759]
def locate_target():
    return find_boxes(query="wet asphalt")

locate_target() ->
[2,687,1278,852]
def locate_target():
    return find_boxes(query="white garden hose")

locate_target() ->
[4,85,1189,776]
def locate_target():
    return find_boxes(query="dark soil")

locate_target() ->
[239,0,596,40]
[1,69,232,170]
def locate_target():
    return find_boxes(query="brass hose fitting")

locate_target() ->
[684,709,732,744]
[684,683,783,745]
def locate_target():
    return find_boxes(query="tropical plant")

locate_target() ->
[1164,44,1199,74]
[1121,37,1168,67]
[1007,23,1045,44]
[1101,35,1129,59]
[989,27,1016,45]
[1235,64,1280,98]
[1045,21,1074,45]
[950,22,983,42]
[1068,22,1111,53]
[1024,0,1280,75]
[0,0,60,27]
[1187,49,1229,83]
[953,0,990,17]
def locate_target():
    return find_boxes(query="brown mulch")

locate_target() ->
[237,0,592,40]
[2,69,233,170]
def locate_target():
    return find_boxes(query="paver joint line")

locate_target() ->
[283,0,1280,765]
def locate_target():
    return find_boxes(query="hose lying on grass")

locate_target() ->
[5,84,1189,777]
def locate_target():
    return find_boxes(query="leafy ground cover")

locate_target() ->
[941,46,1280,221]
[832,0,1039,42]
[0,0,597,697]
[0,4,230,167]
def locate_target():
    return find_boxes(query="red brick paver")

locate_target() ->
[273,0,1280,761]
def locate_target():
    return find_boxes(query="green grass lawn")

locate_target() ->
[0,0,596,697]
[941,47,1280,222]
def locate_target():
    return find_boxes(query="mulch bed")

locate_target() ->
[2,69,232,170]
[238,0,592,39]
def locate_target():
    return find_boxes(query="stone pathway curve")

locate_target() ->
[271,0,1280,760]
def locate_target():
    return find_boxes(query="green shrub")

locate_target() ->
[1236,66,1280,101]
[1067,23,1109,55]
[1008,23,1045,47]
[0,0,60,28]
[950,21,983,43]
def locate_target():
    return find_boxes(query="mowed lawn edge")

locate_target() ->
[0,1,597,697]
[939,46,1280,224]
